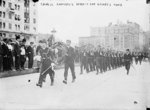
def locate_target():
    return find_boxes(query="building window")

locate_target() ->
[18,25,20,30]
[3,1,5,7]
[18,5,20,10]
[33,18,36,24]
[3,22,5,29]
[33,27,36,31]
[0,22,2,29]
[3,12,5,18]
[24,25,29,31]
[8,2,12,9]
[0,11,2,17]
[24,0,29,7]
[18,15,20,21]
[15,24,17,30]
[15,14,18,20]
[15,4,17,10]
[8,12,12,19]
[9,23,12,29]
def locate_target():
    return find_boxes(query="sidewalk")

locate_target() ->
[0,63,80,78]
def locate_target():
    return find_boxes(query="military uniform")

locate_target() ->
[37,47,55,87]
[107,52,111,71]
[134,52,139,65]
[124,52,132,75]
[138,52,143,65]
[63,45,76,84]
[95,50,100,74]
[80,51,87,74]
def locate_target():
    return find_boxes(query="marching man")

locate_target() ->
[36,40,56,88]
[124,49,132,75]
[63,40,76,84]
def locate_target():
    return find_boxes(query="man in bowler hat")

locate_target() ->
[14,35,21,71]
[26,42,34,69]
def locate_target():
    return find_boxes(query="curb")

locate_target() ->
[0,64,80,78]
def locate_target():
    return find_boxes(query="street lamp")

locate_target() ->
[51,28,56,35]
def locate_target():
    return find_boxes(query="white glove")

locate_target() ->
[51,63,55,70]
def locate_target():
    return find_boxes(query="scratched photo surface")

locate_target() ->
[0,0,150,110]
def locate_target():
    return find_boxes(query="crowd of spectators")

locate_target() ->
[0,36,35,72]
[0,36,81,73]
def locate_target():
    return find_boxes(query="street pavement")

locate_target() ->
[0,61,149,110]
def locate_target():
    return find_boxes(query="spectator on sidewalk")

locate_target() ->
[35,40,43,71]
[14,35,21,71]
[0,37,3,72]
[7,39,13,71]
[20,39,27,70]
[2,38,9,71]
[26,42,34,69]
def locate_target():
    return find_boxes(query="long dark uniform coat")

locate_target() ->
[36,47,55,87]
[124,52,132,75]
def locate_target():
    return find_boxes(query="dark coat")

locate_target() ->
[2,43,9,57]
[64,46,75,64]
[0,42,3,55]
[40,47,53,74]
[14,42,21,56]
[26,46,34,57]
[124,53,132,64]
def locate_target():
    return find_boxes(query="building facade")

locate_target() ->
[80,21,141,51]
[0,0,37,42]
[79,36,105,48]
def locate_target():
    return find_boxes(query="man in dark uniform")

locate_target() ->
[134,52,139,65]
[95,48,100,74]
[138,52,143,65]
[86,50,90,73]
[124,49,132,75]
[103,51,107,72]
[0,37,3,72]
[14,36,21,71]
[26,42,34,69]
[110,51,114,70]
[36,41,55,87]
[100,50,104,73]
[89,50,95,72]
[63,40,76,84]
[107,51,111,71]
[79,49,87,74]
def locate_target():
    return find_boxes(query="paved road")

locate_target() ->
[0,61,149,110]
